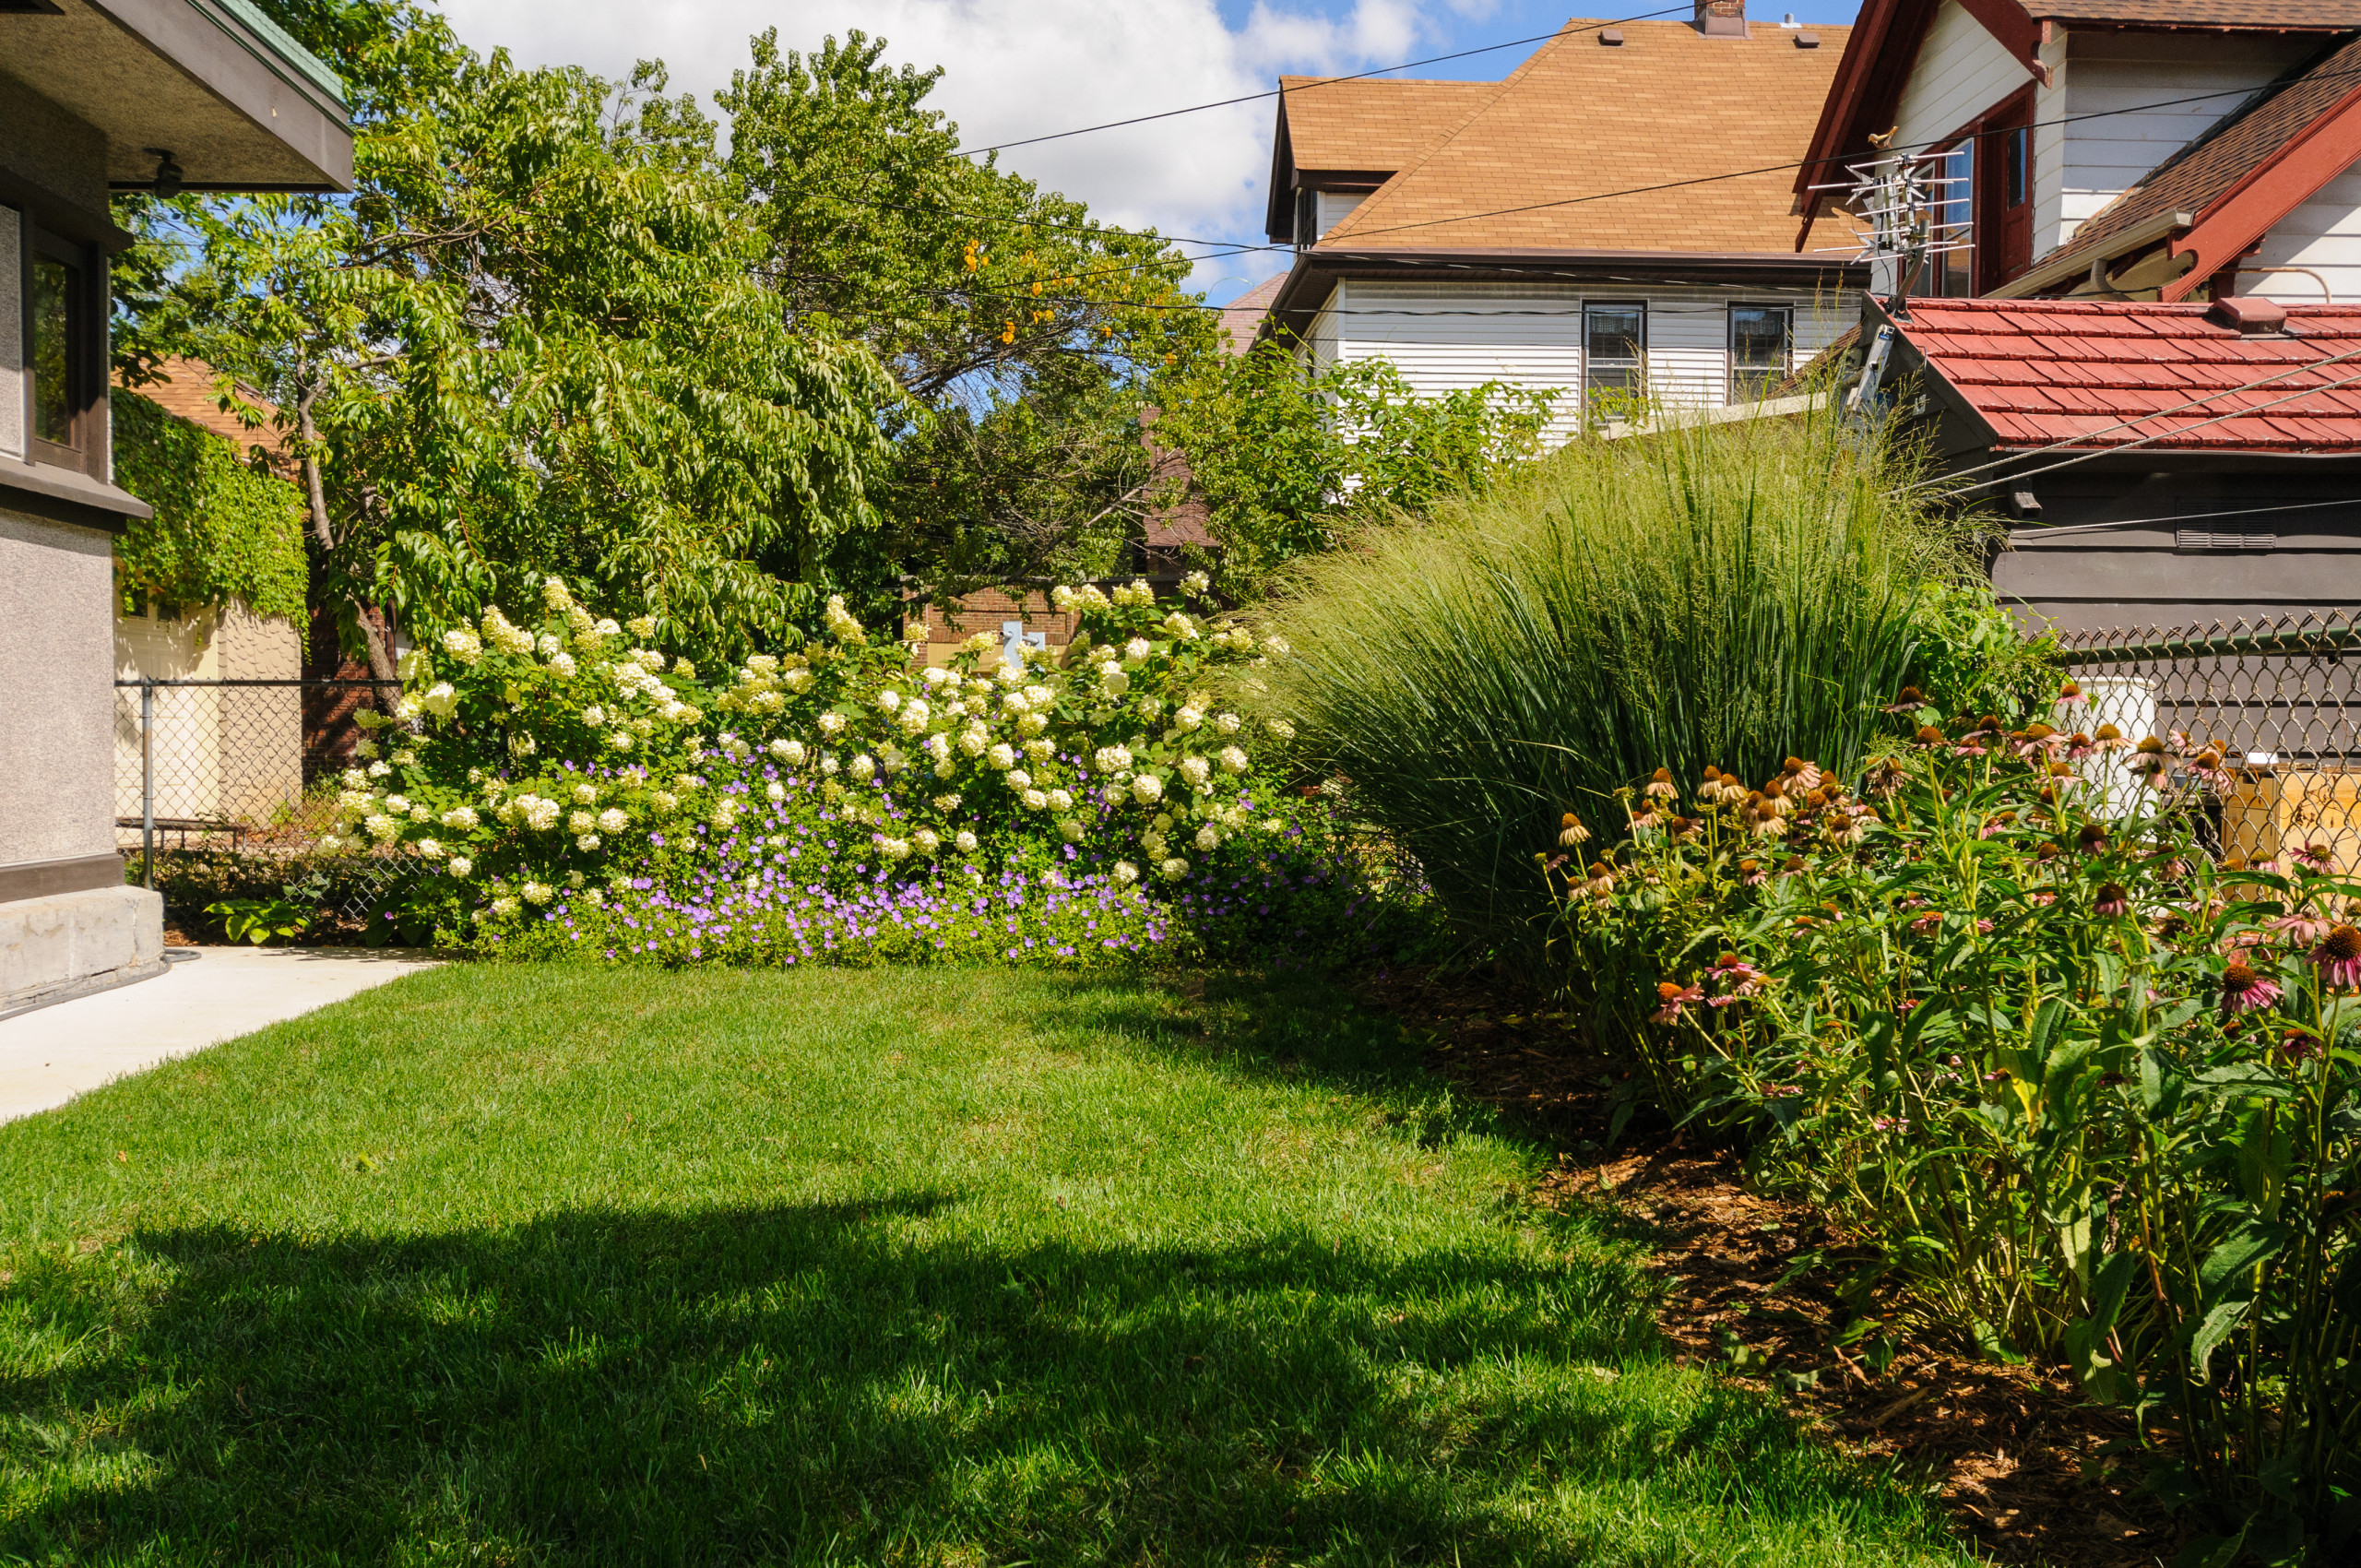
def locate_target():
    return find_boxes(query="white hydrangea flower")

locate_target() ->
[957,729,989,757]
[1112,861,1140,885]
[1131,774,1164,804]
[924,733,953,762]
[955,830,979,854]
[1194,825,1220,852]
[1161,612,1197,641]
[878,837,911,861]
[482,607,535,657]
[395,647,428,682]
[490,896,520,918]
[1050,585,1077,609]
[1159,857,1190,881]
[566,810,593,835]
[576,834,601,851]
[817,711,847,737]
[986,742,1015,770]
[368,759,392,778]
[385,793,412,814]
[781,668,815,695]
[765,782,787,802]
[525,795,563,830]
[1218,745,1250,774]
[421,682,458,718]
[608,730,633,752]
[897,700,931,735]
[365,813,398,841]
[1123,637,1151,664]
[536,632,561,658]
[318,834,344,853]
[1021,738,1051,763]
[712,799,742,828]
[878,688,903,714]
[1001,689,1029,715]
[549,652,577,680]
[816,754,838,777]
[521,881,554,905]
[598,807,628,833]
[542,577,574,612]
[341,767,366,789]
[440,805,479,830]
[1173,706,1204,731]
[1098,666,1130,695]
[1006,768,1032,790]
[650,790,679,815]
[447,855,473,877]
[415,837,445,860]
[1023,789,1048,811]
[1181,570,1211,595]
[625,615,656,638]
[442,627,483,664]
[1179,755,1211,788]
[1215,712,1242,735]
[1058,818,1085,843]
[913,827,941,853]
[1265,719,1296,741]
[564,783,592,805]
[1015,713,1048,738]
[848,754,875,781]
[1093,744,1132,774]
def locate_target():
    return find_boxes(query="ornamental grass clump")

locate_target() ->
[1553,694,2361,1559]
[310,575,1429,968]
[1260,401,1969,955]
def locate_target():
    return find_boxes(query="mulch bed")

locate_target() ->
[1358,965,2180,1568]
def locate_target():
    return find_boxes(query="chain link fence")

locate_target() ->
[2053,612,2361,870]
[115,677,407,921]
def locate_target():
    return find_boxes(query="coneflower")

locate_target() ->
[1650,980,1704,1025]
[1915,724,1945,746]
[1559,812,1590,848]
[1884,686,1928,712]
[2296,841,2336,872]
[2311,925,2361,989]
[1643,766,1677,801]
[2058,680,2082,701]
[2221,960,2283,1015]
[2093,883,2129,918]
[2093,723,2129,751]
[2077,824,2108,854]
[1738,857,1765,885]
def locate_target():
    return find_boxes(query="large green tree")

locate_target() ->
[121,2,897,675]
[716,30,1214,608]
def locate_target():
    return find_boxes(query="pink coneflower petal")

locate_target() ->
[2311,925,2361,990]
[2221,960,2283,1015]
[2094,884,2129,918]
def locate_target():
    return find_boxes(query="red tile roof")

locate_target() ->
[1892,296,2361,450]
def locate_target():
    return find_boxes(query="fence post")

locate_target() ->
[140,678,156,890]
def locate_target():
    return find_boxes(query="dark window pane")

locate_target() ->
[2005,126,2027,209]
[32,253,77,447]
[1585,305,1643,362]
[1729,306,1791,400]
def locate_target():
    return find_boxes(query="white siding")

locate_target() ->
[2054,30,2312,253]
[1315,190,1366,238]
[1893,0,2033,153]
[1321,279,1856,445]
[2248,154,2361,303]
[2034,29,2069,259]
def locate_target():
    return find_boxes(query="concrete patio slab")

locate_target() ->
[0,946,441,1123]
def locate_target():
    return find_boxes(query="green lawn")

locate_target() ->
[1,964,1973,1566]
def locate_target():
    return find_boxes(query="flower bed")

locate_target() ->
[312,576,1434,970]
[1549,695,2361,1558]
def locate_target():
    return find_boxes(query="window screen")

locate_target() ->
[1728,306,1792,401]
[32,252,77,447]
[1584,303,1644,408]
[1934,144,1974,297]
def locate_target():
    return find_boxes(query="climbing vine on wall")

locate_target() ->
[112,388,308,624]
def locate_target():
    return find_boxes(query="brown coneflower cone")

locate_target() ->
[2319,926,2361,962]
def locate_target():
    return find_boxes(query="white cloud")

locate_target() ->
[433,0,1442,298]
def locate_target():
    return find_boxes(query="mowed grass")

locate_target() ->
[0,964,1973,1566]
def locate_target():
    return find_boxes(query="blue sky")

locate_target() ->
[438,0,1869,303]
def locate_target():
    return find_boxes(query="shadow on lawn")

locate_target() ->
[0,1193,1752,1562]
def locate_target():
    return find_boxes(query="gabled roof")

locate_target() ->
[1891,295,2361,449]
[2036,31,2361,298]
[1797,0,2357,223]
[1275,77,1495,173]
[1318,18,1857,255]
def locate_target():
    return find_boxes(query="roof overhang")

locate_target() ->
[3,0,352,196]
[1263,245,1870,344]
[2158,71,2361,300]
[1988,208,2195,296]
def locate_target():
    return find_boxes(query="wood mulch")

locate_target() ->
[1358,965,2179,1568]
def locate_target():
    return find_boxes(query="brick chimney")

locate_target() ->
[1696,0,1748,36]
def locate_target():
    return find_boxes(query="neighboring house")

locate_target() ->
[113,359,305,842]
[1255,1,1867,438]
[1797,0,2361,303]
[1866,291,2361,633]
[1,1,351,1012]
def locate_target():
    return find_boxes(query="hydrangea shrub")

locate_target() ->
[322,576,1418,968]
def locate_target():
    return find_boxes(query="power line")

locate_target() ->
[2016,495,2361,539]
[945,8,1691,159]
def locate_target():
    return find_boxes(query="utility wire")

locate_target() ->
[2016,495,2361,539]
[945,8,1692,159]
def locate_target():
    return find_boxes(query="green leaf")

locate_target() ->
[2200,1224,2284,1305]
[2189,1298,2249,1382]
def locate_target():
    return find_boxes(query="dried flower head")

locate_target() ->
[2094,883,2129,918]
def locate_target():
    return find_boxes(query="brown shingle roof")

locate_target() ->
[1321,18,1858,255]
[2039,30,2361,274]
[2030,2,2361,26]
[118,357,285,461]
[1276,76,1496,172]
[1217,275,1288,354]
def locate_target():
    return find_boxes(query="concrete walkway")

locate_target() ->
[0,946,440,1123]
